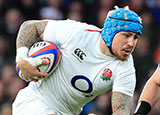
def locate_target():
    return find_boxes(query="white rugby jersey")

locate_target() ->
[28,19,136,115]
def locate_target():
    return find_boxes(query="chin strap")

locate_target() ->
[108,46,115,55]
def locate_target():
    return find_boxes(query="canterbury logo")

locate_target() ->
[73,48,86,62]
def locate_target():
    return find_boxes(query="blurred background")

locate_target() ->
[0,0,159,115]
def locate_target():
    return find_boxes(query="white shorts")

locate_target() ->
[12,87,57,115]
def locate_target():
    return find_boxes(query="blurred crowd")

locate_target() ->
[0,0,160,115]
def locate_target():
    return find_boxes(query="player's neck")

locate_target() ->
[100,37,114,57]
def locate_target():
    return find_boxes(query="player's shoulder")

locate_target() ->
[128,54,134,63]
[126,55,134,66]
[62,19,101,30]
[47,19,101,30]
[116,54,134,69]
[113,55,135,79]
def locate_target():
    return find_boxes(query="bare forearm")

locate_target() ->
[112,92,133,115]
[16,20,48,49]
[133,81,155,114]
[134,67,160,114]
[139,67,160,106]
[139,80,159,106]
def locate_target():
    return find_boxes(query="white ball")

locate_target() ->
[16,41,61,79]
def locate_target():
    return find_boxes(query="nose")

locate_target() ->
[127,37,135,47]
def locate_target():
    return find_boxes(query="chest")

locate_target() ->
[59,46,118,96]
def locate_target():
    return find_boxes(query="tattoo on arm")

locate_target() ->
[16,20,48,48]
[112,92,133,114]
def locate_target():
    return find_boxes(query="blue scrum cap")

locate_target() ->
[101,6,143,47]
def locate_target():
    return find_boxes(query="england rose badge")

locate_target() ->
[101,68,112,81]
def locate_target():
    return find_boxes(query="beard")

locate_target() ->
[114,51,130,61]
[116,55,129,61]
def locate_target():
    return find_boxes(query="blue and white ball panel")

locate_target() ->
[16,41,61,79]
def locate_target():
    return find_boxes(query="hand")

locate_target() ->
[17,57,49,82]
[88,113,96,115]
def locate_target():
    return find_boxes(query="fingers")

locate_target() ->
[42,59,50,64]
[21,73,38,82]
[34,58,43,66]
[23,57,49,66]
[18,58,49,82]
[30,70,48,81]
[40,57,50,64]
[33,69,49,77]
[21,68,49,82]
[33,57,50,66]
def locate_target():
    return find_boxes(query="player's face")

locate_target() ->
[112,31,140,61]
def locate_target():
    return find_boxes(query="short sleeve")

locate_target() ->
[43,19,88,45]
[112,56,136,97]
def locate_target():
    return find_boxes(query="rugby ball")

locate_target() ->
[16,41,61,79]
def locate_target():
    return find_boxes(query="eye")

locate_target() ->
[134,35,140,39]
[123,33,130,38]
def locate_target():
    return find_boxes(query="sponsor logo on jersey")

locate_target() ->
[72,48,86,62]
[101,68,112,81]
